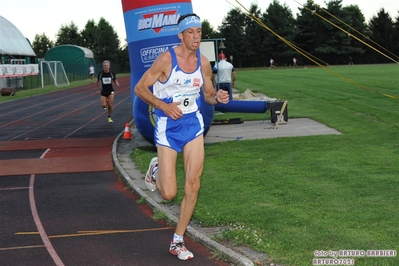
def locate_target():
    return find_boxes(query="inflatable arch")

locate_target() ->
[121,0,268,144]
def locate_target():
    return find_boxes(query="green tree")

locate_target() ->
[81,19,98,51]
[218,9,246,67]
[55,21,82,46]
[393,12,399,59]
[342,4,367,63]
[293,1,321,65]
[367,8,396,63]
[93,17,121,65]
[201,19,217,39]
[244,3,266,67]
[262,0,296,66]
[32,33,54,58]
[117,42,130,73]
[314,0,353,64]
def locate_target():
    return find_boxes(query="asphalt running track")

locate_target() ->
[0,76,228,266]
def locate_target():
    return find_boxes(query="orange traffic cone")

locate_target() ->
[123,123,132,139]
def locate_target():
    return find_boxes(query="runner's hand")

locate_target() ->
[163,102,183,120]
[216,90,229,104]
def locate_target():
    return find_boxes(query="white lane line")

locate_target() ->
[0,187,30,191]
[28,149,64,266]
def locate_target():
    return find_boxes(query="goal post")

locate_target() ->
[40,61,70,88]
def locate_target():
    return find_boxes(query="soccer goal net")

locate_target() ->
[40,61,70,88]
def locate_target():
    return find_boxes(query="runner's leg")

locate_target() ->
[176,135,204,236]
[101,95,107,109]
[107,92,114,117]
[156,145,178,200]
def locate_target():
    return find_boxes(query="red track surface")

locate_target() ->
[0,138,114,176]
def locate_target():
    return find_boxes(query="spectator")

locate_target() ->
[212,53,236,100]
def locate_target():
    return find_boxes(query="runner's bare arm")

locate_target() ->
[134,53,181,119]
[135,53,171,110]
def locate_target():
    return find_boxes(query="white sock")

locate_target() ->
[173,233,183,243]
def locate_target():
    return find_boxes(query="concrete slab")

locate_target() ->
[204,118,341,143]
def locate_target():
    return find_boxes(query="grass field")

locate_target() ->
[131,64,399,265]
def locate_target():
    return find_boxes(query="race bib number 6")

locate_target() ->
[173,91,199,114]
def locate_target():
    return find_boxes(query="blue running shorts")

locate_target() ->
[154,111,204,152]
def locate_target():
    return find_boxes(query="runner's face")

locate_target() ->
[182,27,202,50]
[103,63,110,72]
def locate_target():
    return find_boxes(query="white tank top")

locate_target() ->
[153,48,203,117]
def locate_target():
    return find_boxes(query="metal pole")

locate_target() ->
[41,61,44,88]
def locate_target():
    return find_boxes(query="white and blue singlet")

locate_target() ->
[152,48,204,152]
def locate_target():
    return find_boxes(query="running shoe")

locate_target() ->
[107,117,113,123]
[169,241,194,260]
[145,157,158,191]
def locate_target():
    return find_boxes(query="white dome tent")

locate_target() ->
[0,16,36,58]
[0,15,38,94]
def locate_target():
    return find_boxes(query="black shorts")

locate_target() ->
[101,90,114,97]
